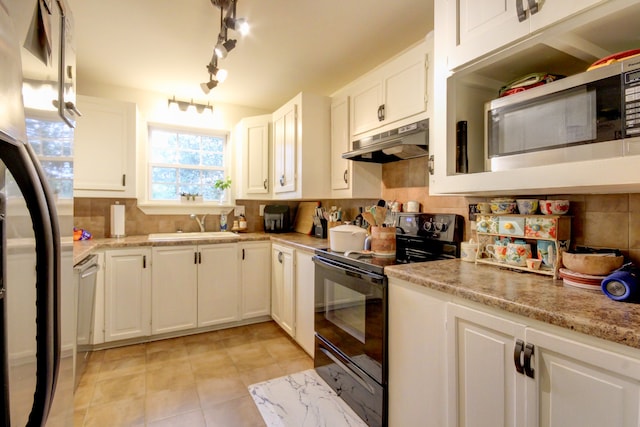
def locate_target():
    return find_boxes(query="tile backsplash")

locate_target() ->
[73,156,640,264]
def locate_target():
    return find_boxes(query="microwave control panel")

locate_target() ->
[623,61,640,137]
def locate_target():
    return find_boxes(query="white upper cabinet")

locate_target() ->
[446,0,608,71]
[74,95,137,197]
[235,115,271,199]
[330,96,382,198]
[350,39,430,138]
[431,0,640,195]
[271,92,331,200]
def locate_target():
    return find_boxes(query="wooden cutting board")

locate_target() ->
[294,201,320,234]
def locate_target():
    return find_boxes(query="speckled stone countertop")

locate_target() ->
[73,232,326,264]
[385,260,640,350]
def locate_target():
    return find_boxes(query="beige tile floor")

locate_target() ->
[74,321,313,426]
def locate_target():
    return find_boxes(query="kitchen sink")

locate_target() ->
[147,231,238,241]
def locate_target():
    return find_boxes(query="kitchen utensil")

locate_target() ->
[329,224,367,253]
[559,268,606,290]
[562,252,624,276]
[294,201,320,234]
[373,206,387,226]
[362,212,376,227]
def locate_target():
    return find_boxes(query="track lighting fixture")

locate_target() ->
[201,0,249,93]
[168,96,213,114]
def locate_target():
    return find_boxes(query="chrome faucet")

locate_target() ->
[190,214,207,232]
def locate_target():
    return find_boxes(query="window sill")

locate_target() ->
[137,202,236,216]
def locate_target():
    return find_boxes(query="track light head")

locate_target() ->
[200,78,218,95]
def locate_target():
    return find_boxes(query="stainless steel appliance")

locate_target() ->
[485,56,640,172]
[74,255,98,391]
[1,0,76,425]
[313,213,462,427]
[342,119,429,163]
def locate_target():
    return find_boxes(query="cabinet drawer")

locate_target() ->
[525,217,558,239]
[476,215,499,234]
[498,217,524,236]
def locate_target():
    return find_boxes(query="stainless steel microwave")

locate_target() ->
[485,56,640,172]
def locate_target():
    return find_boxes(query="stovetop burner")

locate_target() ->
[314,213,464,275]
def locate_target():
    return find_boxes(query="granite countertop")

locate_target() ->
[73,232,326,264]
[385,259,640,350]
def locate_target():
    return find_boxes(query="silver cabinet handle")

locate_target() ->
[428,155,435,175]
[527,0,539,15]
[516,0,527,22]
[279,174,285,186]
[343,169,348,184]
[263,178,268,189]
[277,251,283,263]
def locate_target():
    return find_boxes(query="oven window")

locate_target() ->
[324,280,366,343]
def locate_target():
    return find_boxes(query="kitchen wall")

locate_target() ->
[381,158,640,264]
[74,155,640,264]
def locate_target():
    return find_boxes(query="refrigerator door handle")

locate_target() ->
[0,139,60,425]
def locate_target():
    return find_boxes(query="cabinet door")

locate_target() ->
[294,251,315,356]
[271,244,295,336]
[525,328,640,427]
[528,0,607,33]
[350,78,383,136]
[273,103,297,194]
[74,96,134,193]
[383,51,427,125]
[151,246,198,335]
[104,248,151,342]
[240,241,271,319]
[330,97,350,191]
[198,243,239,327]
[388,279,448,427]
[244,116,270,194]
[447,303,527,427]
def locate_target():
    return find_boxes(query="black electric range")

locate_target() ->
[313,213,464,275]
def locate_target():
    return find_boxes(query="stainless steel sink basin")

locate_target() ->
[147,231,238,241]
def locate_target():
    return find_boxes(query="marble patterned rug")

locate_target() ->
[248,369,367,427]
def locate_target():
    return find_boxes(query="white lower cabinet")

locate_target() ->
[271,243,296,337]
[388,279,449,427]
[294,250,315,357]
[197,243,240,327]
[151,246,199,334]
[448,303,640,427]
[104,248,151,342]
[240,241,272,319]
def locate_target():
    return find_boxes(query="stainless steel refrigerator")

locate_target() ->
[1,0,76,425]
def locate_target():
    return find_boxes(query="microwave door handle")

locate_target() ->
[0,140,60,425]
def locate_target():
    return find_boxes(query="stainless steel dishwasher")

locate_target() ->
[74,254,99,390]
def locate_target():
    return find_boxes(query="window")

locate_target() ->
[147,125,229,202]
[22,114,74,199]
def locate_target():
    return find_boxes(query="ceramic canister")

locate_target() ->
[370,226,396,257]
[506,242,532,266]
[460,240,478,262]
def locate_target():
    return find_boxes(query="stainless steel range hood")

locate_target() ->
[342,119,428,163]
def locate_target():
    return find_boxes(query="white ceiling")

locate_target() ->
[68,0,434,111]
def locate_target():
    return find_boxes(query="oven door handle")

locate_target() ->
[319,347,376,394]
[313,256,384,284]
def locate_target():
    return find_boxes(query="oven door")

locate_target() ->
[312,256,386,384]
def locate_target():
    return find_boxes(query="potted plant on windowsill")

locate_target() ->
[213,177,232,204]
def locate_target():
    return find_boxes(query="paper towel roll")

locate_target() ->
[110,204,126,237]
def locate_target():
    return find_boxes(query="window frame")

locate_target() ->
[140,122,234,213]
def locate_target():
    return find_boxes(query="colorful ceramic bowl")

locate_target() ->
[539,200,570,215]
[516,199,538,215]
[491,202,517,214]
